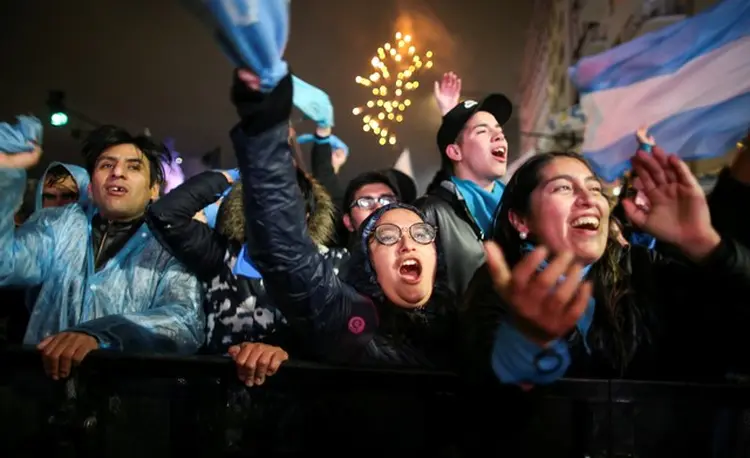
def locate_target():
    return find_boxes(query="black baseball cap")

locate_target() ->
[436,94,513,158]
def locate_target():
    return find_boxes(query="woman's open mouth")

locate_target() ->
[570,215,601,236]
[398,258,423,284]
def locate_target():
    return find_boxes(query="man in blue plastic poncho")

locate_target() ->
[0,125,205,380]
[35,162,90,209]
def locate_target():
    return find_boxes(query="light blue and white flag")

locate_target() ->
[569,0,750,182]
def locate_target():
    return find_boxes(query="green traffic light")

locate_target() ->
[51,112,68,127]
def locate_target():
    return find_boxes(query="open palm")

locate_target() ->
[434,72,462,116]
[623,146,712,249]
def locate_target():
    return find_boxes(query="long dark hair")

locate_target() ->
[493,151,640,373]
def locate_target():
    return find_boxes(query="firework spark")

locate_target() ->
[353,32,434,147]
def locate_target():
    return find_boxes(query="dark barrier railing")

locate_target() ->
[2,345,750,458]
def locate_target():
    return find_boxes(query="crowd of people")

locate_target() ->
[2,65,750,455]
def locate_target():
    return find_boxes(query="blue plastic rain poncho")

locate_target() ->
[0,115,42,152]
[34,161,91,210]
[0,168,205,353]
[24,162,92,309]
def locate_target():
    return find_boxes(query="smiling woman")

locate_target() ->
[464,146,750,383]
[460,146,750,456]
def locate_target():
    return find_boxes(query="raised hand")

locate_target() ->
[331,148,347,173]
[636,126,655,147]
[0,143,42,169]
[433,72,462,116]
[237,68,261,91]
[484,242,592,346]
[623,144,720,261]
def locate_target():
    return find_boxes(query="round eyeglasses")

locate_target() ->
[370,222,437,246]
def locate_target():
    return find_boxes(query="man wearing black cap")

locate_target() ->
[416,92,512,297]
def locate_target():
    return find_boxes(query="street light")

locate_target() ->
[45,90,102,130]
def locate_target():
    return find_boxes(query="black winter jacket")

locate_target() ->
[230,74,456,367]
[460,239,750,457]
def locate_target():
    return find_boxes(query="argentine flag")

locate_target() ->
[569,0,750,182]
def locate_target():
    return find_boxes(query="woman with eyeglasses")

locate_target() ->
[228,69,456,368]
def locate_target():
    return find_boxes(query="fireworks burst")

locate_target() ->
[352,32,434,147]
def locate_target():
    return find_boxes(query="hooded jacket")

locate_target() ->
[146,168,349,354]
[0,167,205,353]
[228,73,457,367]
[23,162,91,309]
[34,162,91,210]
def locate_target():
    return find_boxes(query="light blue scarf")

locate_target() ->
[521,243,596,354]
[292,77,334,128]
[451,177,504,236]
[232,245,262,279]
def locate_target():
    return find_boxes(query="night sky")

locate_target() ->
[0,0,532,190]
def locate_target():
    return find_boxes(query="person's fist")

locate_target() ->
[37,332,99,380]
[0,143,42,169]
[227,342,288,387]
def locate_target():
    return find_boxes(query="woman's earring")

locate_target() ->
[519,231,527,240]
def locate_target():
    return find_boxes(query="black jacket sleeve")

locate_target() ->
[230,74,379,363]
[458,265,509,384]
[310,137,345,209]
[461,237,750,384]
[146,171,231,281]
[708,168,750,247]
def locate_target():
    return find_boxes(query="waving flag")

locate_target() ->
[292,76,335,127]
[569,0,750,181]
[183,0,290,92]
[0,115,43,153]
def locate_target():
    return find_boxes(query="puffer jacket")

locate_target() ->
[146,169,348,354]
[230,72,457,367]
[460,238,750,457]
[414,180,487,299]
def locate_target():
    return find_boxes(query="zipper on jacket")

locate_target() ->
[94,221,109,268]
[459,200,484,240]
